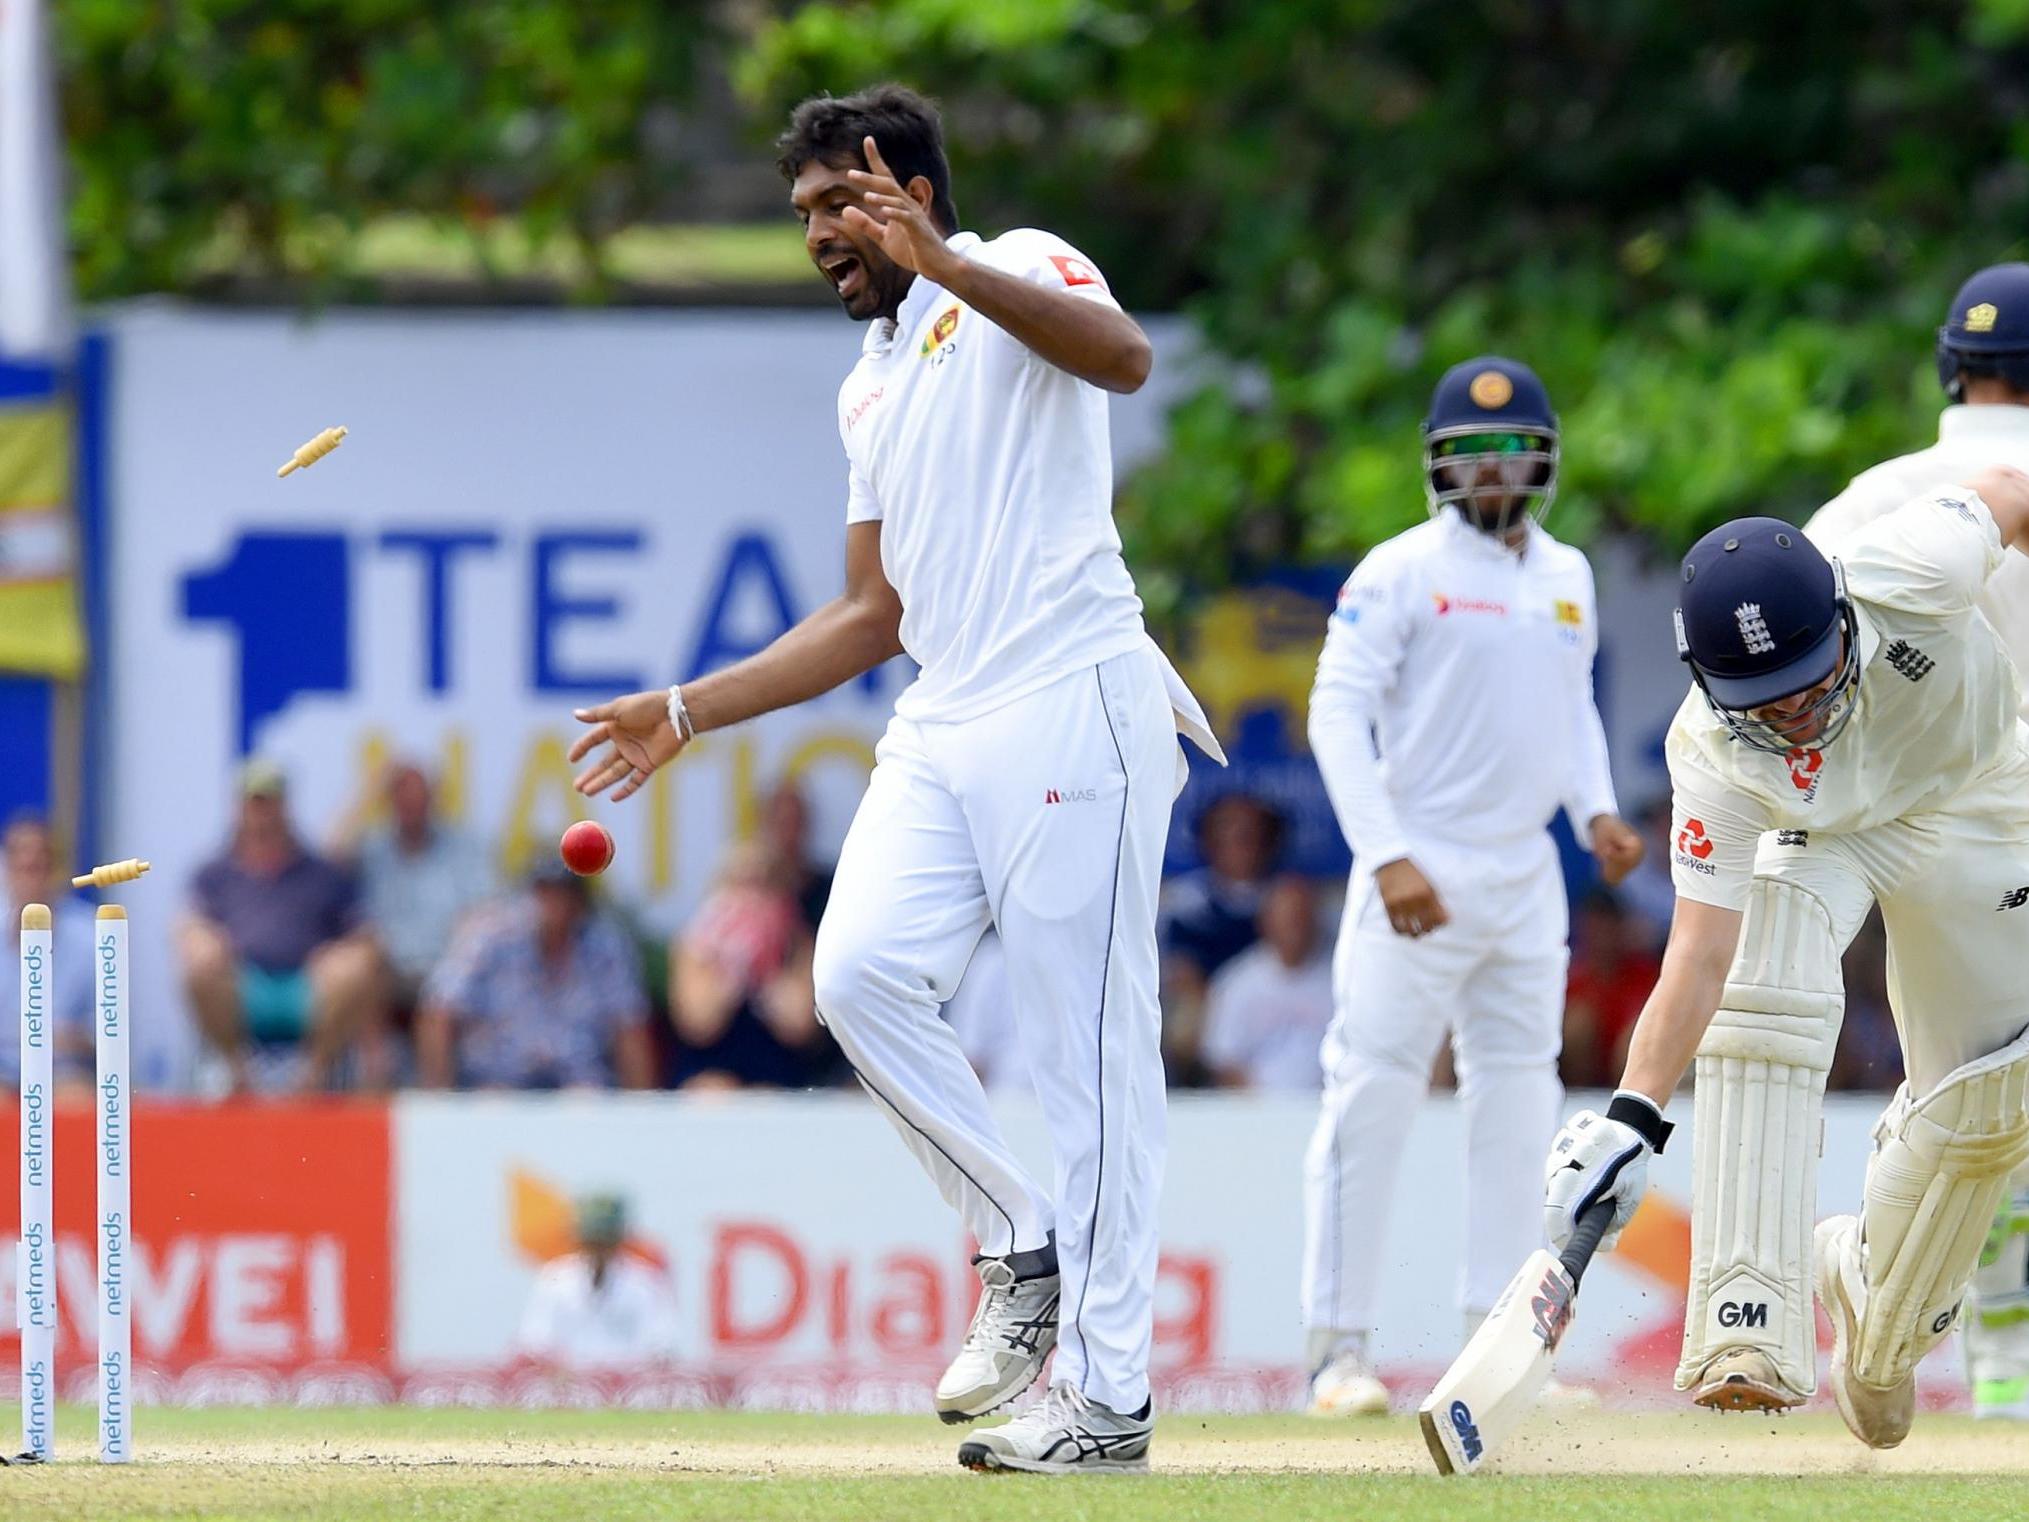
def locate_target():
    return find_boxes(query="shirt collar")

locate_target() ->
[1937,403,2029,444]
[864,232,982,354]
[1853,598,1884,671]
[1439,506,1535,562]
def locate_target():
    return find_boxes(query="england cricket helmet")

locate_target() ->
[1937,263,2029,401]
[1675,517,1860,754]
[1422,356,1559,531]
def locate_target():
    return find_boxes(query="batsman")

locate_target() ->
[1543,462,2029,1449]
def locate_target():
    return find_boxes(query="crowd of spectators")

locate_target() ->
[0,769,1911,1100]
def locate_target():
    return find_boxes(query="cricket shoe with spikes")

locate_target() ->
[1817,1214,1916,1448]
[957,1384,1154,1474]
[1689,1347,1808,1414]
[935,1258,1060,1424]
[1305,1350,1390,1416]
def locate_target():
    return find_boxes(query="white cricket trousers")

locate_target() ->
[1301,832,1569,1340]
[813,644,1178,1413]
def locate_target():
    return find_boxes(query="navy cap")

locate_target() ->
[1677,518,1842,709]
[1940,263,2029,356]
[1424,356,1557,439]
[528,855,589,893]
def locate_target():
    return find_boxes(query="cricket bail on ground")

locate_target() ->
[97,903,134,1463]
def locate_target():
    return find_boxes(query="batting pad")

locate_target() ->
[1677,877,1843,1395]
[1854,1023,2029,1389]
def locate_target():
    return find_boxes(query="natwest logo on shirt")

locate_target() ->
[1674,818,1718,875]
[1785,747,1823,800]
[1431,593,1508,617]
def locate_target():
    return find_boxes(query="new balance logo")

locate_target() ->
[1998,886,2029,912]
[1736,602,1776,655]
[1884,640,1934,682]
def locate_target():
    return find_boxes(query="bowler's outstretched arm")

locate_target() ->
[569,520,903,800]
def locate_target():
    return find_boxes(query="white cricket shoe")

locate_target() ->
[957,1384,1153,1474]
[1306,1350,1389,1416]
[1816,1214,1916,1449]
[935,1259,1059,1424]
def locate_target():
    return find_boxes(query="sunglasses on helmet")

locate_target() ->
[1433,432,1547,456]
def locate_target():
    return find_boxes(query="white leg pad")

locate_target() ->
[1676,877,1843,1395]
[1855,1023,2029,1388]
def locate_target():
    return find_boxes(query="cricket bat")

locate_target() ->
[1417,1198,1617,1475]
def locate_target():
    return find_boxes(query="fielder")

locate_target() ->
[1545,467,2029,1448]
[1303,357,1642,1414]
[567,84,1220,1473]
[1807,263,2029,1420]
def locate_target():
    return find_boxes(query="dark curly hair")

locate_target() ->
[776,83,959,235]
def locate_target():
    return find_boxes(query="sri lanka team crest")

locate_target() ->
[920,305,962,360]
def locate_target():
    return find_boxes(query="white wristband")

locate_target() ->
[665,684,695,741]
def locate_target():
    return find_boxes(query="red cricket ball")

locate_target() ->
[559,820,615,876]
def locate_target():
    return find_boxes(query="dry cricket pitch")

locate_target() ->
[4,1405,2029,1521]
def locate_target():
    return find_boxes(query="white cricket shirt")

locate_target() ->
[1307,510,1619,867]
[1667,488,2028,909]
[838,228,1150,724]
[1808,404,2029,719]
[516,1251,680,1370]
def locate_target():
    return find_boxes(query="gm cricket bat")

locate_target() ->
[1417,1199,1616,1475]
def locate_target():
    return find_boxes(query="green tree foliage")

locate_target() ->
[60,0,719,298]
[741,0,2029,604]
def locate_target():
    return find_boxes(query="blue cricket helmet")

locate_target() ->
[1675,517,1860,753]
[1937,263,2029,401]
[1422,356,1559,531]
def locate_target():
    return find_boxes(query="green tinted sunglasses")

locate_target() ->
[1435,432,1545,455]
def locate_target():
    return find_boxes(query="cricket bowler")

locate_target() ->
[1544,464,2029,1449]
[1807,263,2029,1421]
[1303,357,1641,1414]
[566,84,1221,1473]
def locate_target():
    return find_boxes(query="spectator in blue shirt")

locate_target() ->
[415,860,655,1090]
[1158,792,1285,1086]
[179,761,383,1094]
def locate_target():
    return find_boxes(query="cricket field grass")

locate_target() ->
[3,1403,2029,1521]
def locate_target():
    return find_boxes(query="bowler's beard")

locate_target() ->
[848,252,915,322]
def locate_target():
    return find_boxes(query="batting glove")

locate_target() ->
[1543,1091,1673,1253]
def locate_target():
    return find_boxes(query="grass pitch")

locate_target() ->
[2,1403,2028,1521]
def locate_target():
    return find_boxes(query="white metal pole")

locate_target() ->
[18,904,54,1461]
[96,904,132,1463]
